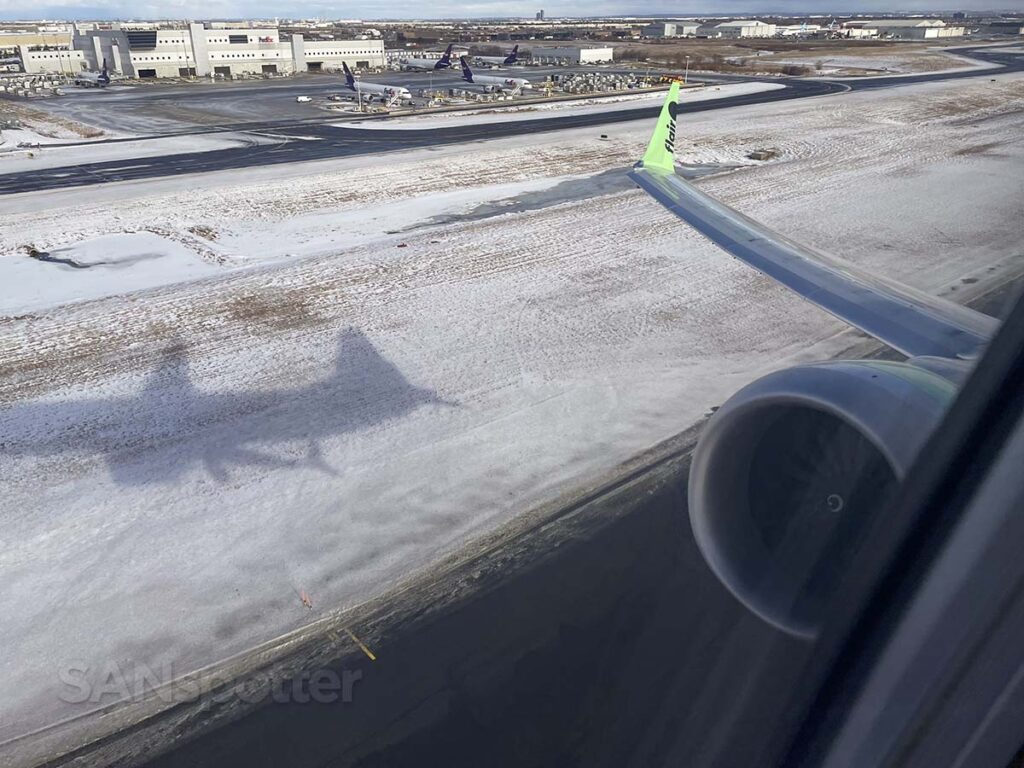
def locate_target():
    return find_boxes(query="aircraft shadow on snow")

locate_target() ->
[1,328,452,485]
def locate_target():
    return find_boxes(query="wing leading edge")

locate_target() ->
[627,83,996,361]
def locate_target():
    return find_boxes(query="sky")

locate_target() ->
[0,0,1022,21]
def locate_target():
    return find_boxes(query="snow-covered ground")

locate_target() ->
[762,47,996,77]
[828,49,1002,79]
[0,127,98,149]
[0,161,598,315]
[1,233,224,314]
[1,74,1023,762]
[0,132,281,173]
[338,81,784,130]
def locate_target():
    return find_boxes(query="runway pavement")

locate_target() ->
[0,47,1019,196]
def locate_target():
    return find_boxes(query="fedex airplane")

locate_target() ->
[459,57,532,93]
[342,62,411,103]
[402,44,454,71]
[475,44,519,67]
[74,58,111,87]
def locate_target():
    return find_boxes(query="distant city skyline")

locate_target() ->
[1,0,1022,22]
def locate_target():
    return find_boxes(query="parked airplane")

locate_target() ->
[628,83,998,639]
[402,43,454,71]
[459,57,532,93]
[73,58,111,87]
[475,44,520,67]
[342,62,412,104]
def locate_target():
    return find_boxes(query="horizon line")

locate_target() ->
[2,7,1023,23]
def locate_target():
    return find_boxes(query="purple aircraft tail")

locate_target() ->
[435,43,454,69]
[504,45,519,65]
[99,57,110,84]
[342,61,356,88]
[459,56,474,82]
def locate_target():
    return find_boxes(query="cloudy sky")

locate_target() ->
[0,0,1021,21]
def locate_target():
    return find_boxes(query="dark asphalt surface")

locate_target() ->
[1,47,1019,196]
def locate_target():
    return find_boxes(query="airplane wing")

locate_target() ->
[627,83,997,361]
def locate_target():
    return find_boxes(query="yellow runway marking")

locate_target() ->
[344,627,377,662]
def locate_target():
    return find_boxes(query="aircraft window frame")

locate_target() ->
[782,288,1024,766]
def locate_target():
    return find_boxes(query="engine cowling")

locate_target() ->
[689,360,960,638]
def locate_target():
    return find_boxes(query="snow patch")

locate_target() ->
[0,126,102,149]
[1,232,223,314]
[0,132,281,173]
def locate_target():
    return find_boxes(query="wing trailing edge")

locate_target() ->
[628,87,996,361]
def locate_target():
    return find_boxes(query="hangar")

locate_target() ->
[845,19,966,40]
[529,45,614,64]
[68,22,384,79]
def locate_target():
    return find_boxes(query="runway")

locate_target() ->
[0,46,1019,196]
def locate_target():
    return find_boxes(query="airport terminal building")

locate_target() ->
[69,22,384,79]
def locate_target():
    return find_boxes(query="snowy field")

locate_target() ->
[1,73,1023,760]
[828,49,1001,79]
[760,46,995,76]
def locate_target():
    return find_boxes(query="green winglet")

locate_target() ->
[640,81,681,173]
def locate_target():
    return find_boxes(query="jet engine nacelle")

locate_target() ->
[688,360,960,638]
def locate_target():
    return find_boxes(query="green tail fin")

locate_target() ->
[641,82,681,173]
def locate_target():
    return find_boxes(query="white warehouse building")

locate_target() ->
[16,45,85,74]
[852,19,966,40]
[291,38,385,73]
[642,22,701,38]
[529,45,614,64]
[74,25,287,78]
[710,20,778,38]
[68,22,383,79]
